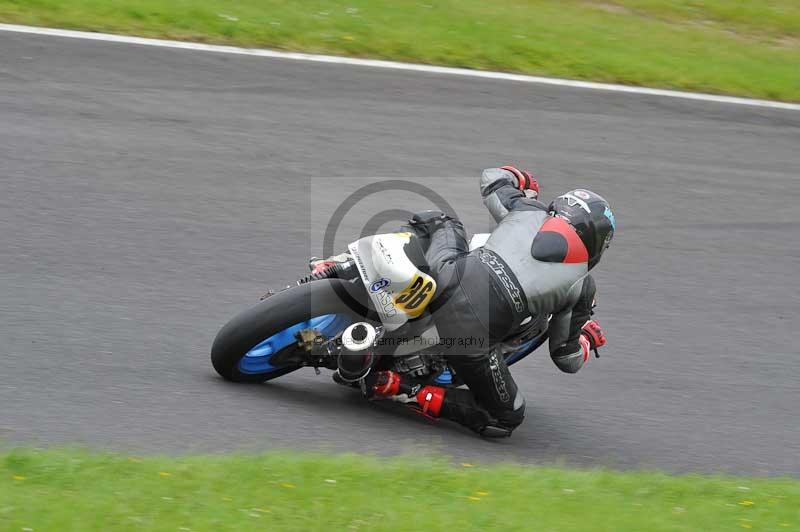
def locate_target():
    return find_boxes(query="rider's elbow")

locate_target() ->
[551,349,585,374]
[480,167,515,197]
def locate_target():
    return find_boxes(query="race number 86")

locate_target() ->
[394,274,436,317]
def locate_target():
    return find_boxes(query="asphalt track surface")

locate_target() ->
[1,32,798,475]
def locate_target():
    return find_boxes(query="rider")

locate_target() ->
[365,166,615,436]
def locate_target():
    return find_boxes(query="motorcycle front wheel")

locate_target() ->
[211,278,371,383]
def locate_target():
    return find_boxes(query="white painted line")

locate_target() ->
[1,23,798,111]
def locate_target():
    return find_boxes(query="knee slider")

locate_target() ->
[498,394,526,428]
[481,389,525,431]
[481,401,524,437]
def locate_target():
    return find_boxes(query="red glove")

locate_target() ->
[500,165,539,199]
[579,320,606,361]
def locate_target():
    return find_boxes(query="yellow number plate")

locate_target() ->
[393,273,436,318]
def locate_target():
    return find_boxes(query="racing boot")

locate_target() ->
[367,371,511,436]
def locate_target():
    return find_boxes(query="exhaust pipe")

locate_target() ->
[337,322,380,382]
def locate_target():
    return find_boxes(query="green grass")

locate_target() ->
[0,1,798,101]
[1,449,798,531]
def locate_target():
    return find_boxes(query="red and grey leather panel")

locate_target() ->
[531,216,589,264]
[481,206,588,333]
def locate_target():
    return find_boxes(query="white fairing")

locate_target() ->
[469,233,491,251]
[348,233,437,331]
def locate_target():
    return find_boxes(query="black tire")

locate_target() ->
[211,278,372,383]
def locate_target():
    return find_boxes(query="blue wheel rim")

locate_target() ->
[238,314,352,374]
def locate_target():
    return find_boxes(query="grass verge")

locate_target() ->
[0,1,799,102]
[2,448,799,531]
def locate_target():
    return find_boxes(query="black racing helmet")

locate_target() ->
[549,189,615,269]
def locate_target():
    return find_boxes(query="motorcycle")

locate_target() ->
[211,230,548,391]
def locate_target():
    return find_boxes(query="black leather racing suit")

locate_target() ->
[410,168,596,433]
